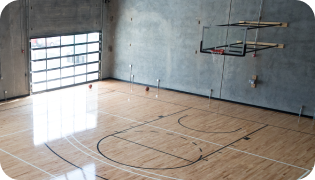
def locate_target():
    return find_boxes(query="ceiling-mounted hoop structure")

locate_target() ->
[200,21,287,57]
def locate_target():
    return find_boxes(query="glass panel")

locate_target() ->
[31,38,45,48]
[61,67,74,77]
[87,53,99,63]
[87,63,99,73]
[31,49,46,60]
[33,82,46,92]
[47,36,60,47]
[75,65,86,75]
[61,46,74,56]
[61,35,74,45]
[88,33,99,42]
[61,57,74,67]
[87,73,98,81]
[75,34,86,44]
[47,58,60,69]
[75,55,86,65]
[47,69,60,80]
[62,77,74,86]
[75,45,86,54]
[32,61,46,71]
[202,26,246,55]
[47,48,60,58]
[32,71,46,82]
[75,75,86,84]
[47,80,60,89]
[88,43,99,53]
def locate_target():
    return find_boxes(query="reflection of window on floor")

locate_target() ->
[30,32,101,93]
[53,163,96,180]
[33,86,98,146]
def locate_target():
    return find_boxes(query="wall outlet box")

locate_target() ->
[251,84,256,88]
[252,75,257,80]
[4,91,7,94]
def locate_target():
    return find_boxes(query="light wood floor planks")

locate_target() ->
[0,79,314,180]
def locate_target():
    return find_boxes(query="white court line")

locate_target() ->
[0,129,32,138]
[0,99,20,106]
[63,136,165,180]
[0,92,123,139]
[70,134,181,180]
[0,148,57,178]
[297,170,311,180]
[98,110,311,172]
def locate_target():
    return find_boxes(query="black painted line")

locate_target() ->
[178,115,243,133]
[166,133,174,136]
[150,131,158,133]
[99,87,315,136]
[181,137,187,140]
[202,125,268,160]
[192,142,197,145]
[110,107,192,134]
[135,131,143,132]
[44,143,108,180]
[97,134,203,170]
[113,135,193,163]
[199,148,202,152]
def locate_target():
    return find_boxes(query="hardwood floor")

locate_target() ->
[0,79,314,180]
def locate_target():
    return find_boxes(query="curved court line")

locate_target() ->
[178,115,243,133]
[97,133,203,170]
[298,170,311,180]
[101,88,315,136]
[0,148,57,178]
[44,143,108,180]
[64,136,166,180]
[70,134,182,180]
[97,110,310,172]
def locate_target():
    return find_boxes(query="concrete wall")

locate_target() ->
[0,0,314,116]
[0,1,29,100]
[108,0,315,116]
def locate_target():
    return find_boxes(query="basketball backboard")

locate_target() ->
[201,25,247,56]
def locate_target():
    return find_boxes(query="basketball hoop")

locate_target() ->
[210,49,224,63]
[210,49,224,54]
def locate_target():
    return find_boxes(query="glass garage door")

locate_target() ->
[30,32,101,93]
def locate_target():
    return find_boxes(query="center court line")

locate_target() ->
[65,135,181,180]
[97,110,311,172]
[0,148,57,178]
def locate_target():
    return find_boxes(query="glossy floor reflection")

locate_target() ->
[0,80,314,180]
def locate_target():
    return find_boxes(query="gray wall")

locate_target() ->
[108,0,315,116]
[0,0,314,116]
[0,1,29,100]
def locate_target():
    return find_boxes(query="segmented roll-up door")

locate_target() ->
[30,32,101,93]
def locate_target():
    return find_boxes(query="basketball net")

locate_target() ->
[210,49,224,64]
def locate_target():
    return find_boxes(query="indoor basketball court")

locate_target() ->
[0,80,314,180]
[0,0,315,179]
